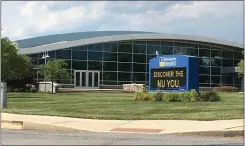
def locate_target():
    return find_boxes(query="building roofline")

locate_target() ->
[19,33,243,54]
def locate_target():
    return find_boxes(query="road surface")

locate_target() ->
[1,129,243,145]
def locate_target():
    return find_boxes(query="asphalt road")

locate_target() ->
[1,129,244,145]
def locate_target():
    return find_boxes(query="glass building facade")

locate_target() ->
[28,40,243,88]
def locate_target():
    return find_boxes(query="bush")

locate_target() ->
[200,91,221,102]
[30,87,38,93]
[214,86,239,92]
[134,92,152,101]
[152,91,163,101]
[183,89,200,102]
[13,88,20,92]
[164,92,181,102]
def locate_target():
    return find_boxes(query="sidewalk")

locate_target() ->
[1,113,244,136]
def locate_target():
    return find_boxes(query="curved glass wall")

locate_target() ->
[28,40,243,88]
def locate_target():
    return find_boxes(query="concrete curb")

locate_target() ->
[176,130,244,137]
[1,120,87,133]
[1,120,244,137]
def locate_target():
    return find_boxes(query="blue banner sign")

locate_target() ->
[149,55,199,92]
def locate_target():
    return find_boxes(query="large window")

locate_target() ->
[28,40,242,87]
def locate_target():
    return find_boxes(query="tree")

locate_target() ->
[1,37,32,82]
[39,59,70,93]
[237,51,244,78]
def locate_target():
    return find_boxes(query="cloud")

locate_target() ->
[1,1,243,43]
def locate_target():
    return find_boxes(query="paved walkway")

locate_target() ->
[1,113,244,135]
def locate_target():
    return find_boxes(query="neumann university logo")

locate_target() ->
[159,57,177,67]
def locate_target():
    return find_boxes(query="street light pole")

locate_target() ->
[42,50,50,92]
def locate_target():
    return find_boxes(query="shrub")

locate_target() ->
[13,88,20,92]
[152,91,163,101]
[164,92,181,102]
[200,91,220,102]
[134,92,152,101]
[214,86,239,92]
[30,87,38,93]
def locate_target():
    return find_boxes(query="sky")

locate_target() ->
[1,1,244,44]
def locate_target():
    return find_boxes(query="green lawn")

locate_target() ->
[2,92,244,120]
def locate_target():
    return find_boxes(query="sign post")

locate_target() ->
[149,55,199,92]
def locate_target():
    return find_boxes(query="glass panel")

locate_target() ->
[118,53,132,62]
[72,60,87,70]
[118,72,131,81]
[75,72,80,87]
[81,72,86,87]
[29,53,39,58]
[222,75,233,85]
[147,55,156,62]
[103,72,117,81]
[211,76,221,85]
[211,50,221,58]
[132,73,146,82]
[94,72,98,87]
[118,43,132,53]
[47,51,55,58]
[118,63,132,72]
[211,67,221,75]
[88,51,102,61]
[88,44,103,52]
[222,50,233,59]
[199,57,211,66]
[199,66,210,75]
[161,46,173,55]
[234,51,243,60]
[199,75,210,84]
[186,48,198,56]
[133,63,146,72]
[72,51,87,60]
[133,54,146,63]
[88,61,102,70]
[234,60,241,66]
[199,49,210,57]
[210,58,221,66]
[103,52,117,61]
[147,45,157,54]
[88,72,93,87]
[56,49,71,59]
[103,62,117,71]
[103,81,118,85]
[199,83,210,87]
[222,59,234,67]
[103,43,117,52]
[72,46,87,51]
[133,43,146,54]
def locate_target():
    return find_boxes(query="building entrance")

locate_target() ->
[74,70,100,88]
